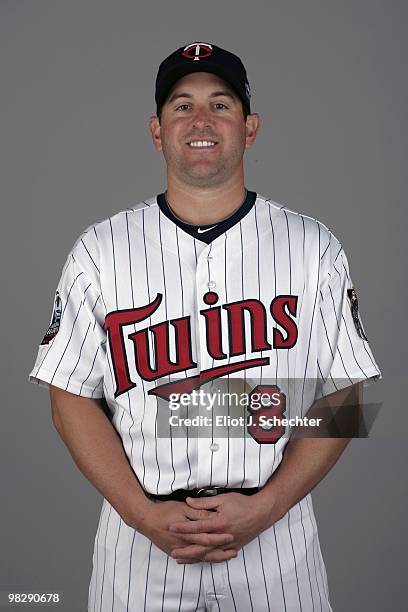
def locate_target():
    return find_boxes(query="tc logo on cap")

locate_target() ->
[182,42,213,61]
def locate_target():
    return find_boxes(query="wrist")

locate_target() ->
[255,484,288,529]
[123,494,155,531]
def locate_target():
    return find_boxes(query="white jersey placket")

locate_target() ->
[195,238,226,489]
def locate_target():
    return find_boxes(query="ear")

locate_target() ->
[245,113,260,149]
[149,115,162,151]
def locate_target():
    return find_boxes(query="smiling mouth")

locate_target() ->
[187,140,218,149]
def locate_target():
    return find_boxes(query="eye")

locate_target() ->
[214,102,228,109]
[175,103,190,111]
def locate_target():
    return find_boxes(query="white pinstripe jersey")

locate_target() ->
[29,192,381,495]
[28,192,382,611]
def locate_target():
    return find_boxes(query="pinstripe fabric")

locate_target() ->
[28,194,381,611]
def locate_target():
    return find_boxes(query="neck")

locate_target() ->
[165,171,246,225]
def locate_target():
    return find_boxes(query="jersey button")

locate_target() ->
[207,281,216,289]
[209,442,219,452]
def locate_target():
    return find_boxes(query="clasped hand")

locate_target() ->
[138,493,271,564]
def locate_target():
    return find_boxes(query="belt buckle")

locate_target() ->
[195,486,222,497]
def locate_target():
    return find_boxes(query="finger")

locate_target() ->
[172,543,239,562]
[174,532,234,547]
[171,544,216,559]
[184,506,215,521]
[202,548,238,563]
[186,496,221,511]
[170,518,226,534]
[174,548,238,563]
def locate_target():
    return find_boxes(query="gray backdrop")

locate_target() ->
[1,1,406,610]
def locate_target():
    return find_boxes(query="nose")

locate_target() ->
[192,106,213,129]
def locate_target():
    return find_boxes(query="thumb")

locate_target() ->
[186,496,220,510]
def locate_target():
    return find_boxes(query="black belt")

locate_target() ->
[146,486,260,502]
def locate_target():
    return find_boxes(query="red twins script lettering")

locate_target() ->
[104,291,298,399]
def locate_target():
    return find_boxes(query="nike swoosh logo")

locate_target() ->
[197,225,218,233]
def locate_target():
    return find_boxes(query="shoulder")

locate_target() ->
[255,193,344,268]
[77,196,158,238]
[68,196,159,275]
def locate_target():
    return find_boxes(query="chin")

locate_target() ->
[185,172,226,188]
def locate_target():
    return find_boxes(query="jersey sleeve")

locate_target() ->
[28,231,106,398]
[316,245,382,397]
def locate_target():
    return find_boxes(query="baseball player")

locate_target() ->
[28,42,382,611]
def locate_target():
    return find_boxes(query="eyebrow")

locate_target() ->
[166,90,237,104]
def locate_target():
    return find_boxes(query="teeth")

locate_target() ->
[189,141,216,148]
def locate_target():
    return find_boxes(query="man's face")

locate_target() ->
[150,72,259,188]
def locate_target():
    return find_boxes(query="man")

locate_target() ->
[29,42,382,611]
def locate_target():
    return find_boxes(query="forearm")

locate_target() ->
[49,386,152,529]
[257,436,351,527]
[256,382,363,526]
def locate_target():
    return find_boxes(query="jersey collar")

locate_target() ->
[156,189,257,243]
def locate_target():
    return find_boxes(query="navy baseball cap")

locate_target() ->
[155,42,251,117]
